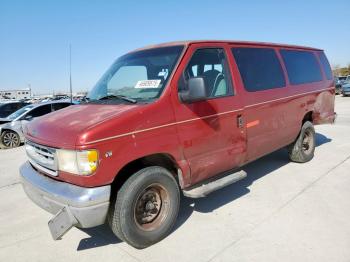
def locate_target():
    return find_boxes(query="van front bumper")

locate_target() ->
[20,161,111,234]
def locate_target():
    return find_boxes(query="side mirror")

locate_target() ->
[179,77,207,103]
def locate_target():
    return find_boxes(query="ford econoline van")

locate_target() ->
[20,41,336,248]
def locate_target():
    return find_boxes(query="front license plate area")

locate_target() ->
[48,206,78,240]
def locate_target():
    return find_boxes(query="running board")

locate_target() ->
[182,170,247,198]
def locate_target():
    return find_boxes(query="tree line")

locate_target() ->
[332,64,350,76]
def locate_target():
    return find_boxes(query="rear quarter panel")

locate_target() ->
[228,45,335,162]
[312,82,336,124]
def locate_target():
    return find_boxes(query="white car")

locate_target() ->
[0,101,72,148]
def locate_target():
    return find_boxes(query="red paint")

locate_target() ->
[246,120,260,128]
[24,41,336,188]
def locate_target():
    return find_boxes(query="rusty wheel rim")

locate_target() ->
[302,129,314,155]
[134,183,170,231]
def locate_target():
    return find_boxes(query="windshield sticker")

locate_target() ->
[135,80,161,89]
[158,69,169,79]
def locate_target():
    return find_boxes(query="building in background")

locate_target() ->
[1,88,88,102]
[0,88,31,100]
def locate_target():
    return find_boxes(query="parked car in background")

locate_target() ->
[342,80,350,96]
[334,76,343,95]
[52,95,70,101]
[338,76,347,83]
[73,95,87,102]
[0,101,30,118]
[0,101,72,148]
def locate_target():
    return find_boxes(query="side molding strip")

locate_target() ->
[85,88,332,144]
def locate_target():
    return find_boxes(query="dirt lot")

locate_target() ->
[0,95,349,262]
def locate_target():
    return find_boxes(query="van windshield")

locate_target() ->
[87,45,184,103]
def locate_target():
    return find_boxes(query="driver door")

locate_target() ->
[171,44,246,185]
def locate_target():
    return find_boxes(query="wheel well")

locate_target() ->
[302,111,313,124]
[111,153,179,195]
[0,128,18,137]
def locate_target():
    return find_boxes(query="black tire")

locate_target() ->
[288,121,315,163]
[108,166,180,249]
[1,130,21,148]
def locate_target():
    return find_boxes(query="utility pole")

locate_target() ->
[69,44,73,103]
[28,83,31,98]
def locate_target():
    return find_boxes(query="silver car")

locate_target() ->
[0,101,72,148]
[342,81,350,96]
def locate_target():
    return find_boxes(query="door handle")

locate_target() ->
[237,115,243,128]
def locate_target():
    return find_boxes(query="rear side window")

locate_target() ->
[232,47,285,92]
[52,103,71,111]
[26,104,52,118]
[280,49,322,85]
[2,104,11,112]
[9,103,20,111]
[318,52,333,80]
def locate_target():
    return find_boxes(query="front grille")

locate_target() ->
[25,140,58,176]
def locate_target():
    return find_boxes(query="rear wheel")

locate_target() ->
[1,130,21,148]
[288,121,315,163]
[108,166,180,249]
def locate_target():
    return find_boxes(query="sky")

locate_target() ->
[0,0,349,95]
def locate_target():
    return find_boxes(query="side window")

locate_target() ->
[183,48,233,98]
[232,47,286,92]
[280,49,322,85]
[15,103,24,110]
[10,103,20,111]
[318,52,333,80]
[3,104,11,113]
[26,104,52,118]
[52,103,71,111]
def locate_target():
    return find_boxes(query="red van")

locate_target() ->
[20,41,336,248]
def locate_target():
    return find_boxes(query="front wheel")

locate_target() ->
[108,166,180,249]
[1,130,21,148]
[288,121,315,163]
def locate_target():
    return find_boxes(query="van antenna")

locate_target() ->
[69,44,73,103]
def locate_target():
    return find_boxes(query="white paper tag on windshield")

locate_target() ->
[135,80,161,89]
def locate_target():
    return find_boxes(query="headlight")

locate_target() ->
[56,149,98,176]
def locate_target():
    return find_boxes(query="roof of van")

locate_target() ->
[131,40,323,53]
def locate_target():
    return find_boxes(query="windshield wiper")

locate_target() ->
[97,94,137,104]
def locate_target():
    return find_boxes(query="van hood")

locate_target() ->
[25,103,138,148]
